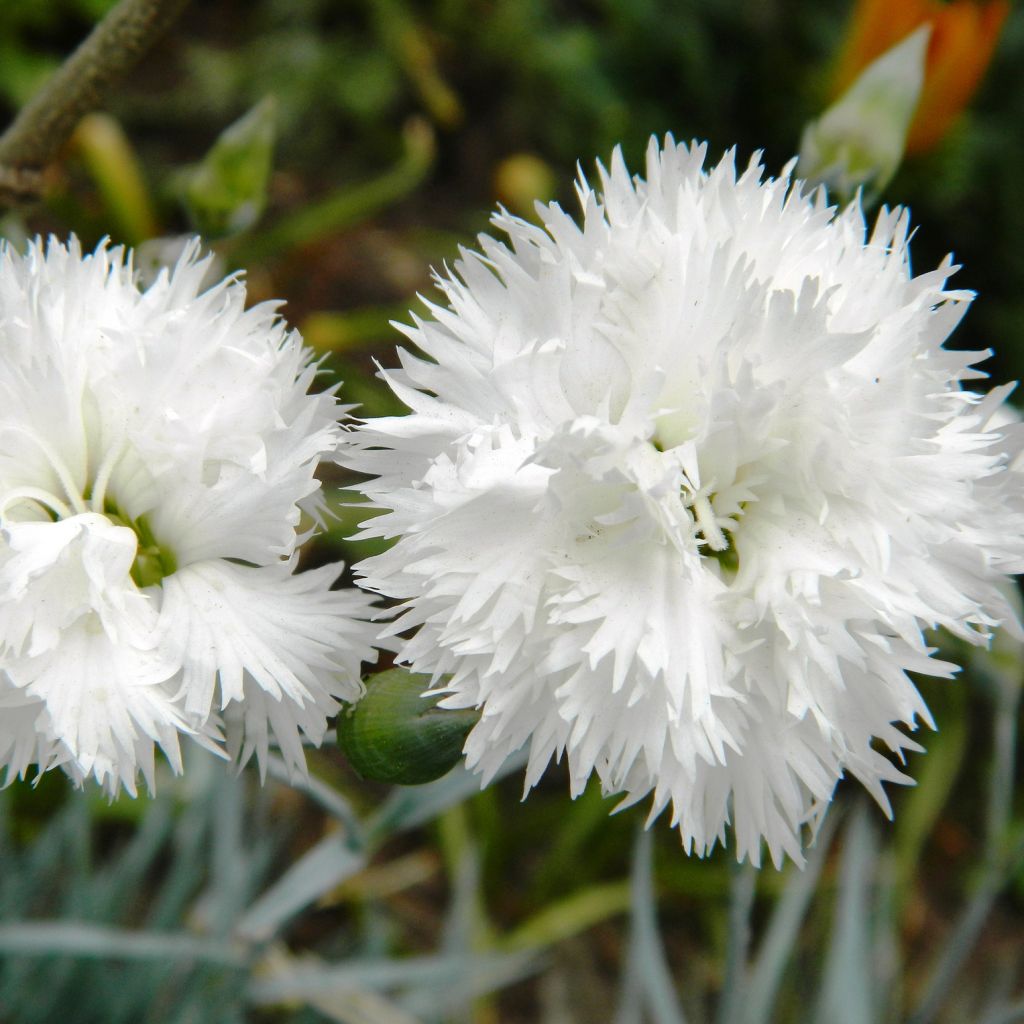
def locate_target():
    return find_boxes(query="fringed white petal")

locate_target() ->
[0,237,380,793]
[348,136,1024,865]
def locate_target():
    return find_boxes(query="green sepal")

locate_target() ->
[338,669,479,786]
[103,505,177,588]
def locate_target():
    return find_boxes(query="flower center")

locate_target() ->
[690,492,727,551]
[0,426,177,588]
[103,505,178,588]
[650,433,742,573]
[685,486,741,574]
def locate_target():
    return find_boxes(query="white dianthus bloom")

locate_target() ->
[349,137,1024,866]
[0,237,378,794]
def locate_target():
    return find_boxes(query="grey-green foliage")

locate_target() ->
[616,828,688,1024]
[0,759,267,1024]
[0,661,1020,1024]
[617,796,1022,1024]
[0,747,536,1024]
[624,631,1024,1024]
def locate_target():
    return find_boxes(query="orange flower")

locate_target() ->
[832,0,1009,153]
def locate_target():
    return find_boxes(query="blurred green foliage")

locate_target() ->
[6,0,1021,383]
[0,0,118,106]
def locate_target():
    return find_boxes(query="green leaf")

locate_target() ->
[231,117,435,263]
[501,880,631,953]
[71,112,158,245]
[715,860,756,1024]
[181,96,277,238]
[338,668,478,786]
[891,688,968,912]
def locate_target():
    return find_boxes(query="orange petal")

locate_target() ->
[906,0,1009,153]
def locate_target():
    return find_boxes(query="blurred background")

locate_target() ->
[0,1,1022,1022]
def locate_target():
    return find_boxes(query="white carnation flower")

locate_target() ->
[0,237,378,794]
[349,137,1024,866]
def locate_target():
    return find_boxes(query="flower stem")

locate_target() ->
[0,0,192,208]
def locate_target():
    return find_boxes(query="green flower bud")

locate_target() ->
[798,26,928,206]
[181,96,277,238]
[338,669,479,785]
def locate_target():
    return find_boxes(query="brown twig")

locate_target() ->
[0,0,192,208]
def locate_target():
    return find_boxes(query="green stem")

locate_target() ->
[230,118,435,265]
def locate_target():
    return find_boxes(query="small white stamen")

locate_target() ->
[0,486,74,522]
[0,424,87,515]
[90,441,127,513]
[693,493,728,552]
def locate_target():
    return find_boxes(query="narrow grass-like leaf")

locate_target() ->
[145,798,213,929]
[248,952,535,1004]
[364,748,528,844]
[266,753,366,848]
[236,832,366,942]
[908,651,1022,1024]
[205,768,250,932]
[980,998,1024,1024]
[305,987,423,1024]
[530,781,619,900]
[618,972,644,1024]
[976,636,1022,863]
[232,117,435,263]
[398,950,538,1019]
[92,798,174,919]
[501,881,631,953]
[869,840,901,1017]
[440,836,481,956]
[892,689,967,914]
[615,828,687,1024]
[743,808,841,1024]
[813,799,878,1024]
[716,860,757,1024]
[907,836,1024,1024]
[71,112,157,244]
[0,922,245,965]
